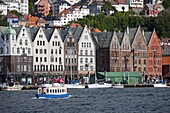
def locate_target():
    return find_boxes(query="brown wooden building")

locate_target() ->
[145,30,162,81]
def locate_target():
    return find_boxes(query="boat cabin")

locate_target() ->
[38,87,67,95]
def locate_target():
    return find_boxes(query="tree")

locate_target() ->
[162,0,170,9]
[10,10,22,17]
[29,0,35,14]
[101,1,116,15]
[154,10,170,38]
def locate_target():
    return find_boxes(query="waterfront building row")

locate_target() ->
[0,25,162,84]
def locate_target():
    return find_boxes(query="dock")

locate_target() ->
[123,84,154,88]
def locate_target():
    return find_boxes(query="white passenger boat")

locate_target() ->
[36,83,70,99]
[2,82,23,91]
[154,83,169,88]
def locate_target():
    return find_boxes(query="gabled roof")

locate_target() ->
[59,29,68,42]
[91,31,114,48]
[70,23,82,28]
[37,18,47,24]
[13,26,22,38]
[28,27,40,41]
[43,28,55,42]
[0,1,7,5]
[68,26,84,42]
[116,32,124,45]
[128,27,138,45]
[6,12,18,18]
[144,31,152,46]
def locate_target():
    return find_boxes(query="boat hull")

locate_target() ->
[2,86,23,91]
[113,84,124,88]
[36,94,70,99]
[64,84,85,89]
[154,84,169,88]
[87,83,112,88]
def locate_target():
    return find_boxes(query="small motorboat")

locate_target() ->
[64,83,85,89]
[36,83,70,99]
[154,83,169,88]
[87,82,112,88]
[2,82,23,91]
[113,84,124,88]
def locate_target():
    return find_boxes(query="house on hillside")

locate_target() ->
[111,0,129,12]
[143,3,164,17]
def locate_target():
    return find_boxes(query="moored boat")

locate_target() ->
[112,84,124,88]
[87,82,112,88]
[2,82,23,91]
[64,83,85,89]
[36,83,70,99]
[154,83,169,88]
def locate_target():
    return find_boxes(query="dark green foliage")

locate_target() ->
[75,10,170,38]
[0,15,8,26]
[10,10,22,17]
[29,0,35,14]
[154,10,170,38]
[162,0,170,9]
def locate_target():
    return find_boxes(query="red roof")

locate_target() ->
[70,23,82,28]
[6,12,18,18]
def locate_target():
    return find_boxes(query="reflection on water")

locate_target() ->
[0,88,170,113]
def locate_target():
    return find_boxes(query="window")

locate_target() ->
[85,50,88,55]
[28,57,31,62]
[17,48,20,54]
[20,39,22,45]
[51,56,54,62]
[36,49,38,54]
[44,57,47,62]
[85,58,88,63]
[58,41,60,46]
[90,58,93,63]
[17,65,20,72]
[44,49,47,54]
[80,58,83,63]
[37,41,39,45]
[17,57,20,62]
[90,50,93,55]
[25,40,28,45]
[39,35,43,38]
[59,49,61,54]
[51,49,53,54]
[85,35,88,39]
[22,48,25,54]
[80,66,83,70]
[40,49,43,54]
[28,48,31,54]
[36,57,38,62]
[80,50,83,55]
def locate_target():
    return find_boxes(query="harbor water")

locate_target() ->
[0,87,170,113]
